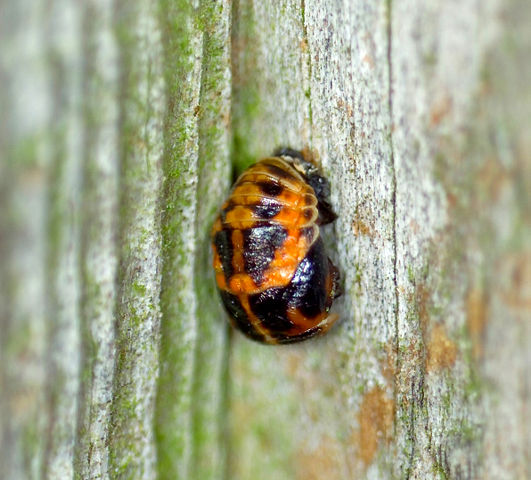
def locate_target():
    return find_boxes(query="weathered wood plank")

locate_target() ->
[0,1,56,478]
[468,1,530,477]
[191,1,232,479]
[155,1,232,480]
[389,0,510,477]
[230,2,396,478]
[306,1,397,476]
[230,0,530,479]
[73,0,120,477]
[108,1,165,478]
[0,0,529,479]
[154,0,203,478]
[41,0,83,477]
[230,2,315,479]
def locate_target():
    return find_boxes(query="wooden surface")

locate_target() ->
[0,0,529,479]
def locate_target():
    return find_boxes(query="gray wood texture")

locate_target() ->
[0,0,529,479]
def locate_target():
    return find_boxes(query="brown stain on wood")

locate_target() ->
[353,387,395,467]
[299,37,308,53]
[351,218,375,237]
[381,341,398,383]
[416,283,430,337]
[413,282,457,372]
[477,156,510,201]
[296,435,343,480]
[409,219,420,234]
[429,93,453,126]
[362,54,375,69]
[466,287,487,361]
[335,98,354,119]
[500,252,531,310]
[425,324,457,372]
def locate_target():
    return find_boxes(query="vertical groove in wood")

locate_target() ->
[41,1,83,478]
[231,0,311,169]
[74,0,120,478]
[108,1,165,479]
[389,0,516,478]
[191,1,232,479]
[465,1,531,477]
[0,1,52,478]
[154,0,202,478]
[229,2,316,478]
[305,0,396,477]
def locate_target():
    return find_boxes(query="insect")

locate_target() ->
[211,148,341,344]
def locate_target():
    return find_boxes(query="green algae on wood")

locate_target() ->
[191,1,232,479]
[107,1,165,479]
[73,1,121,478]
[41,1,84,477]
[154,0,205,479]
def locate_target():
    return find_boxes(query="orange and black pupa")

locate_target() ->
[211,148,341,344]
